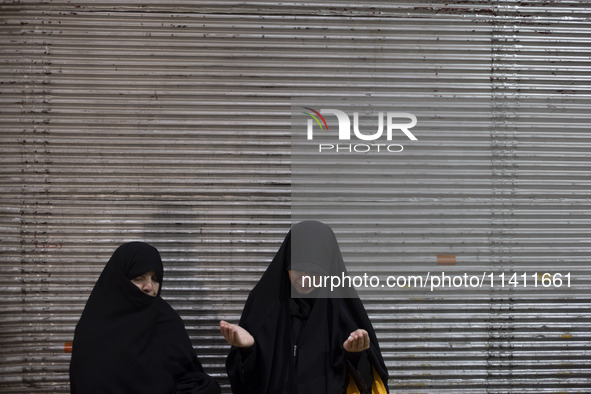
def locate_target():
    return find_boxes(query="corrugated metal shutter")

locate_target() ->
[1,1,590,392]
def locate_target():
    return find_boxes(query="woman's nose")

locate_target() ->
[143,281,153,293]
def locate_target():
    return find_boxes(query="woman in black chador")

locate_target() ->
[220,221,389,394]
[70,241,220,394]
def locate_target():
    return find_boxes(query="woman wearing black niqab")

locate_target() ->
[220,221,389,394]
[70,241,220,394]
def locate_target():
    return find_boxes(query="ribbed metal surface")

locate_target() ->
[1,1,590,393]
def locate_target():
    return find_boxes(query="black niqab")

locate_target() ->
[226,221,389,394]
[70,242,220,394]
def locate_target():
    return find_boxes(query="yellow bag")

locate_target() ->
[346,367,388,394]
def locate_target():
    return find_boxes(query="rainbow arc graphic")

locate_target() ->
[302,107,328,131]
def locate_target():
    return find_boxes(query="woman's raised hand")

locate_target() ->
[343,329,370,353]
[219,320,255,348]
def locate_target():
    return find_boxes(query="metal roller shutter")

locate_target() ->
[1,1,590,392]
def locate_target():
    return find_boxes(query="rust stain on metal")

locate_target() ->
[437,254,456,265]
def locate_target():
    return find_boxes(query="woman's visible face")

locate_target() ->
[131,270,160,297]
[288,270,322,295]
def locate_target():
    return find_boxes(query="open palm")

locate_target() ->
[219,320,255,348]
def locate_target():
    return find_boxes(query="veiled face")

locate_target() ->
[288,270,322,295]
[130,270,160,297]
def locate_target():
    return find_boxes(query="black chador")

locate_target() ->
[70,242,220,394]
[225,221,389,394]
